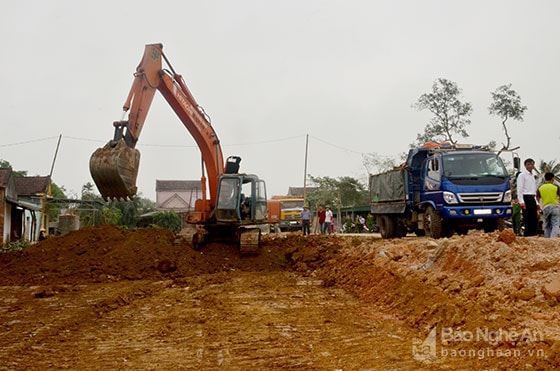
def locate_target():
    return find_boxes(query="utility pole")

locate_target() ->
[303,134,309,205]
[49,134,62,177]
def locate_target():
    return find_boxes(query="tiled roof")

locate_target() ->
[288,186,318,197]
[14,176,51,195]
[156,180,201,192]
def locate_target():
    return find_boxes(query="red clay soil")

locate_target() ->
[2,225,560,369]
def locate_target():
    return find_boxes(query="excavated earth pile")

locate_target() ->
[2,225,560,369]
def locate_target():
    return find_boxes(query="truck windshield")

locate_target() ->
[281,201,304,209]
[443,153,508,181]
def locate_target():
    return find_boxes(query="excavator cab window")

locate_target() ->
[216,177,241,221]
[216,175,268,223]
[240,181,253,220]
[254,179,267,221]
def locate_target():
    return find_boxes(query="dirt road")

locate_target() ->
[1,225,559,369]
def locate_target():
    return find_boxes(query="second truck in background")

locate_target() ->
[270,195,305,232]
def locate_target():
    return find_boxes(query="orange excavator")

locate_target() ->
[89,43,268,253]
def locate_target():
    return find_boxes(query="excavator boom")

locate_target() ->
[90,43,223,204]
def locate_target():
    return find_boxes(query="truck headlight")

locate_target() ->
[503,190,512,203]
[443,191,458,204]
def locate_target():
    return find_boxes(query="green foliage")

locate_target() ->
[488,84,527,155]
[152,210,182,232]
[99,207,123,225]
[1,240,31,253]
[48,182,66,222]
[366,214,375,232]
[307,175,368,211]
[413,78,473,145]
[78,182,155,227]
[0,159,28,176]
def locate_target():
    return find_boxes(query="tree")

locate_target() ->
[152,210,182,232]
[537,160,560,177]
[362,153,400,175]
[0,159,27,176]
[307,175,368,212]
[48,182,66,222]
[79,182,156,227]
[79,182,112,226]
[413,78,473,145]
[488,84,527,155]
[108,195,155,228]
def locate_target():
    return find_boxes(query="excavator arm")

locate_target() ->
[90,44,225,213]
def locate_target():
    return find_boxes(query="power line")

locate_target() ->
[66,135,304,148]
[309,135,399,160]
[0,136,60,147]
[3,134,392,158]
[309,135,364,155]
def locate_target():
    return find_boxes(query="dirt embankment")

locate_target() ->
[2,225,560,369]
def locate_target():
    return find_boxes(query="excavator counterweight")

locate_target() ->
[89,140,140,201]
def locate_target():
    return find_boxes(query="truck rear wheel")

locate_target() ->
[378,215,396,239]
[425,206,443,239]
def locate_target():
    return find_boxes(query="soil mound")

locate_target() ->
[0,225,287,285]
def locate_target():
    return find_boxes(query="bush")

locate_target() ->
[1,240,30,253]
[152,210,182,232]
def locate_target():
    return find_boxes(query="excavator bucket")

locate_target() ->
[89,140,140,201]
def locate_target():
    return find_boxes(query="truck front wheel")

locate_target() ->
[425,206,443,238]
[482,219,501,233]
[378,215,396,239]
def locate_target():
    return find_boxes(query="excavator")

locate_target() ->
[89,43,268,253]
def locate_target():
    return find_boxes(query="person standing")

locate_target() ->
[324,207,333,235]
[537,172,560,238]
[300,206,311,236]
[516,158,539,236]
[317,205,326,234]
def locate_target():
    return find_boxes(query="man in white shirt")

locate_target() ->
[516,158,539,236]
[325,207,333,235]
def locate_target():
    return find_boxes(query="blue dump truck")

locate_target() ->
[370,144,513,238]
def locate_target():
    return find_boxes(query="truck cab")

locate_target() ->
[417,146,512,235]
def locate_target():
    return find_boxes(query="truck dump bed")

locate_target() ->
[369,169,406,203]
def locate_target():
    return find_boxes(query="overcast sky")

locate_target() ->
[1,1,559,201]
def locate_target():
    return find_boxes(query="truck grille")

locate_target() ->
[457,192,503,203]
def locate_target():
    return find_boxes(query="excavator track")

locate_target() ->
[89,140,140,201]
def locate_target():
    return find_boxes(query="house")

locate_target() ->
[15,175,52,238]
[156,180,202,212]
[287,186,318,198]
[134,179,204,228]
[0,168,47,244]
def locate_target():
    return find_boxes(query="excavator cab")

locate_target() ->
[214,174,268,254]
[215,174,267,224]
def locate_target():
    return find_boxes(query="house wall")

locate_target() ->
[157,190,203,211]
[22,209,39,242]
[0,189,5,243]
[3,203,12,243]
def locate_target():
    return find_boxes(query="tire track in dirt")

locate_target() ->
[1,272,416,370]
